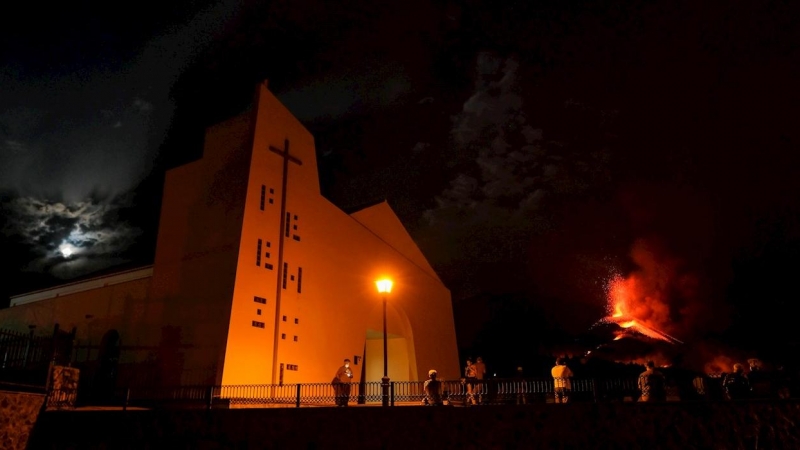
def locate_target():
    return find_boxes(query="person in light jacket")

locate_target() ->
[551,357,573,403]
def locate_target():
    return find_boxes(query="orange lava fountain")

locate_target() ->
[603,274,684,345]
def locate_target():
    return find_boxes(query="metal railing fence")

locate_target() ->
[42,374,800,410]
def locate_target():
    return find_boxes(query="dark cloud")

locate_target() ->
[417,53,612,300]
[1,196,141,280]
[0,0,240,200]
[0,0,240,287]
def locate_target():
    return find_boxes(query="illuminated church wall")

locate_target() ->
[221,83,459,385]
[0,81,460,388]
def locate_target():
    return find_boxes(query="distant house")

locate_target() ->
[0,82,459,389]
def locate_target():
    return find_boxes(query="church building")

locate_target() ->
[0,82,460,389]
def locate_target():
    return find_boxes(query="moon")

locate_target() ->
[58,243,76,258]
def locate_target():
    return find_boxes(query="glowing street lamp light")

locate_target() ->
[375,278,393,407]
[376,279,393,294]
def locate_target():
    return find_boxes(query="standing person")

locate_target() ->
[474,356,487,404]
[747,359,770,398]
[723,363,751,400]
[638,361,666,402]
[551,357,573,403]
[333,358,354,406]
[464,358,478,405]
[423,369,443,406]
[514,366,527,405]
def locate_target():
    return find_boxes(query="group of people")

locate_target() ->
[423,356,487,406]
[331,355,773,406]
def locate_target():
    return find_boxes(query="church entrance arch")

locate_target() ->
[362,303,417,385]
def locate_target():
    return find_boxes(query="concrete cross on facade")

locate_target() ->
[268,138,303,385]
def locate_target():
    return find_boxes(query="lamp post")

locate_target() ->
[376,279,393,407]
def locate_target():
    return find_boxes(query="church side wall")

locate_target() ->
[0,278,158,384]
[148,112,254,386]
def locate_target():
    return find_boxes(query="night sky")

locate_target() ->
[2,0,799,371]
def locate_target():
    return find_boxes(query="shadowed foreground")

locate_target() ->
[27,401,800,449]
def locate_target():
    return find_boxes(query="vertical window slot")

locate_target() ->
[260,185,266,210]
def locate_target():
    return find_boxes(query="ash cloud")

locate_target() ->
[418,52,610,298]
[608,238,725,339]
[277,61,413,122]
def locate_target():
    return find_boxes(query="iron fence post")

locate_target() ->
[206,385,214,410]
[123,387,130,411]
[295,383,301,407]
[592,379,598,403]
[22,328,34,368]
[390,382,395,407]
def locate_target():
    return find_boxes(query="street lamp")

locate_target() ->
[376,278,393,407]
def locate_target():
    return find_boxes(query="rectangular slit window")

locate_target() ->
[297,267,303,293]
[265,263,274,270]
[254,296,266,304]
[252,321,265,328]
[294,318,299,324]
[293,336,298,342]
[260,185,266,210]
[282,263,288,288]
[257,309,261,315]
[282,315,287,322]
[281,333,286,339]
[285,213,291,237]
[256,239,262,266]
[292,235,301,242]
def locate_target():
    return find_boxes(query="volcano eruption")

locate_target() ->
[600,273,684,344]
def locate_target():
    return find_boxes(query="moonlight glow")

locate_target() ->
[58,243,77,258]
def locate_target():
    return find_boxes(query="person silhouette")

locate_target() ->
[333,358,354,406]
[423,369,443,406]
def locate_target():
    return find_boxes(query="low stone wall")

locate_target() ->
[0,390,45,450]
[28,401,800,449]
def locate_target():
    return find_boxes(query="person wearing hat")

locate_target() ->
[423,369,443,406]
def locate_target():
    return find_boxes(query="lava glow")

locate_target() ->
[602,274,683,345]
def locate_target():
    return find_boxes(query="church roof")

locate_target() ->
[349,200,441,282]
[341,198,387,215]
[9,265,154,307]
